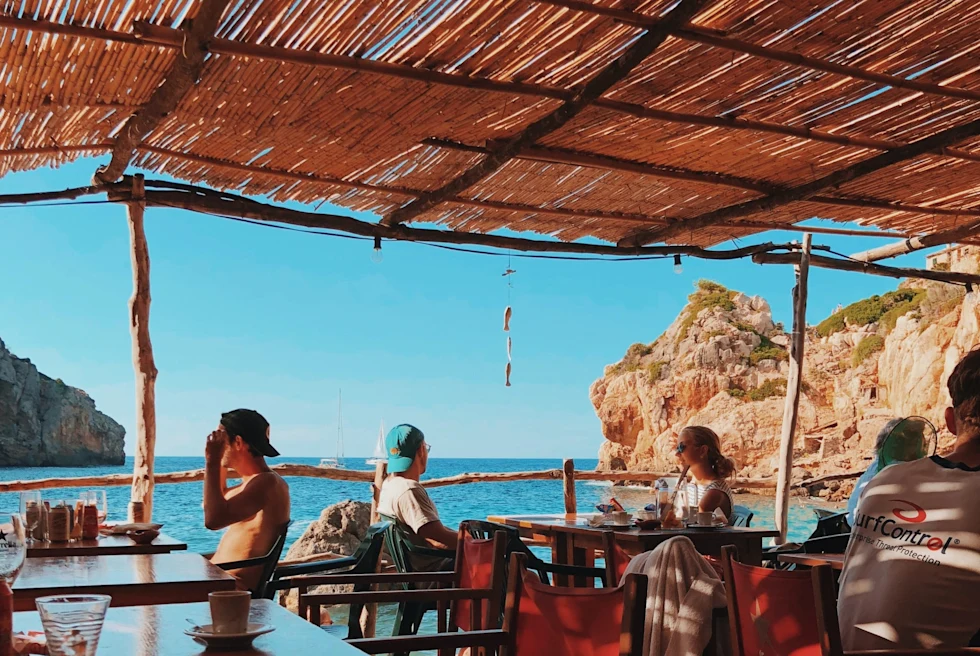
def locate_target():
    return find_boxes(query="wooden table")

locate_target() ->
[488,514,779,579]
[13,599,364,655]
[13,553,236,611]
[776,552,845,570]
[27,533,188,558]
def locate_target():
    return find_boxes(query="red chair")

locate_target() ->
[348,551,648,656]
[453,529,504,632]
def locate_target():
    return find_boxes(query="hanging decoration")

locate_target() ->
[503,261,516,387]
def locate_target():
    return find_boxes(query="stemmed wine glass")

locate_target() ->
[20,491,41,545]
[0,514,27,584]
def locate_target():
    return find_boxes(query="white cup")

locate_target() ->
[209,591,251,634]
[612,511,631,526]
[697,511,714,526]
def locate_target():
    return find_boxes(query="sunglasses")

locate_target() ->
[676,443,687,454]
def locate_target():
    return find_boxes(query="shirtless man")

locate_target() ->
[204,409,290,591]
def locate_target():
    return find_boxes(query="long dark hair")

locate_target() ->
[683,425,736,479]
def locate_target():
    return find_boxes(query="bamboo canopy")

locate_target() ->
[1,0,980,250]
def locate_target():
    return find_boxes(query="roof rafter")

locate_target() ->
[537,0,980,104]
[379,0,712,226]
[6,14,980,168]
[622,116,980,246]
[92,0,232,184]
[426,138,980,219]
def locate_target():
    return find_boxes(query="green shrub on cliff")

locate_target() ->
[646,360,668,379]
[747,378,787,401]
[611,342,654,374]
[852,335,885,366]
[815,289,924,337]
[679,280,737,341]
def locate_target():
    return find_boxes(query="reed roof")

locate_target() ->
[3,0,980,247]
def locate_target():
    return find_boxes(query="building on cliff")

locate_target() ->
[0,338,125,466]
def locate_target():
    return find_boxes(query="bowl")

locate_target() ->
[127,529,159,545]
[635,518,662,530]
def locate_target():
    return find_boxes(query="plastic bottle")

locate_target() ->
[0,580,12,656]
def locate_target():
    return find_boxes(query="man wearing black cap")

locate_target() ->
[205,409,291,591]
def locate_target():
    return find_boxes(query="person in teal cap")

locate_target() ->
[377,424,458,570]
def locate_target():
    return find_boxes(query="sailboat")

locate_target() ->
[366,420,386,465]
[319,390,346,469]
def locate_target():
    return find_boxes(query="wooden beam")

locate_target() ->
[0,182,117,205]
[774,233,811,545]
[126,175,158,520]
[753,251,980,286]
[132,180,788,258]
[93,1,232,184]
[623,116,980,246]
[381,0,712,226]
[427,138,980,219]
[731,222,909,239]
[850,220,980,262]
[536,0,980,104]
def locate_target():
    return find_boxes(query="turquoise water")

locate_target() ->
[0,456,832,551]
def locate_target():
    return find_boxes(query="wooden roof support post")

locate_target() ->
[127,174,159,520]
[774,233,811,545]
[360,460,387,639]
[563,459,577,517]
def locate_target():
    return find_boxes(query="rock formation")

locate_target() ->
[0,338,125,466]
[592,247,980,489]
[280,500,371,613]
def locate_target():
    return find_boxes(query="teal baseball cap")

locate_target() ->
[385,424,426,473]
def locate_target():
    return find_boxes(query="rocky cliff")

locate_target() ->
[592,247,980,489]
[0,338,125,466]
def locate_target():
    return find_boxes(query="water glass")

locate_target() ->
[0,514,26,583]
[20,492,41,544]
[36,595,111,656]
[84,490,108,524]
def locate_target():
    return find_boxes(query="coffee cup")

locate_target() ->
[209,590,251,634]
[612,511,631,525]
[696,511,714,526]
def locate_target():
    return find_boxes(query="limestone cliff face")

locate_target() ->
[592,253,980,483]
[0,338,125,466]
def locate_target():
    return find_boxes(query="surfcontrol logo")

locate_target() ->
[853,500,959,565]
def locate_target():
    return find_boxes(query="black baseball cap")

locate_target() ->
[220,409,280,457]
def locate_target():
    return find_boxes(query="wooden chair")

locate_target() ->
[731,505,754,527]
[723,545,980,656]
[267,521,389,638]
[346,551,648,656]
[214,520,291,599]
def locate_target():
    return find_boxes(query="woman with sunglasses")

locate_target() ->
[675,426,736,523]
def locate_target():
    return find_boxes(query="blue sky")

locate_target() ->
[0,159,935,459]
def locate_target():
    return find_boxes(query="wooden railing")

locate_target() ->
[0,460,785,512]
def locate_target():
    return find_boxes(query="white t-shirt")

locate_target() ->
[377,476,448,571]
[838,456,980,649]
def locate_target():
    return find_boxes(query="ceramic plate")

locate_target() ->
[184,623,275,650]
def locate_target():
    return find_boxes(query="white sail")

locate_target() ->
[366,420,386,465]
[320,389,347,468]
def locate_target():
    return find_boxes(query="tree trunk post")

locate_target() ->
[127,175,158,521]
[361,460,387,638]
[774,233,812,545]
[563,459,577,517]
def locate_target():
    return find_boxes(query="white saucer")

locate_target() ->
[184,623,275,649]
[687,522,725,529]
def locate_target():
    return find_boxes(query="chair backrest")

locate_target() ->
[452,525,508,632]
[348,521,391,573]
[502,552,647,656]
[255,521,292,598]
[721,545,837,656]
[731,505,754,527]
[810,511,850,539]
[604,532,632,586]
[379,513,455,580]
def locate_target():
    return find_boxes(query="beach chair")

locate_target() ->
[731,505,754,527]
[345,551,648,656]
[213,520,291,599]
[268,520,389,638]
[761,509,851,567]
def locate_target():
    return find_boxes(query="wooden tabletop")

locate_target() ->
[776,552,845,570]
[13,599,364,655]
[487,514,781,542]
[27,533,187,558]
[13,553,236,611]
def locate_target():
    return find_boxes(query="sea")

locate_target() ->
[0,456,834,551]
[0,456,838,647]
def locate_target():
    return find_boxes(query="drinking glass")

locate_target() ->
[36,595,111,656]
[85,491,107,524]
[0,514,27,584]
[20,491,41,544]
